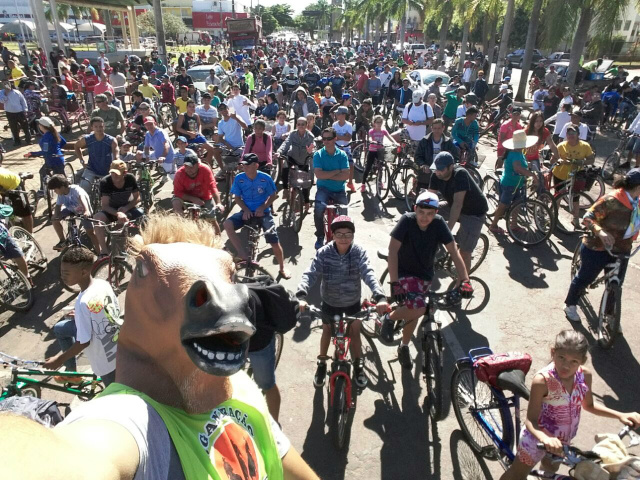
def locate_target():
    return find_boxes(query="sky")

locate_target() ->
[236,0,316,16]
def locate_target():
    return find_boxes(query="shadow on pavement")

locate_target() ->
[450,429,496,480]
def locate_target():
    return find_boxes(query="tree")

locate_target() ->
[137,11,188,38]
[294,14,316,39]
[515,0,544,102]
[493,0,515,83]
[269,5,295,28]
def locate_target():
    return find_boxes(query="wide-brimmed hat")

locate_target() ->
[502,130,538,150]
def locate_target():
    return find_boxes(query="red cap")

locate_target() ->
[82,59,90,65]
[143,116,155,124]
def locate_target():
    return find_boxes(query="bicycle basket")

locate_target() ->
[573,170,588,193]
[109,232,128,258]
[222,155,239,172]
[584,166,601,190]
[473,352,532,388]
[288,169,313,189]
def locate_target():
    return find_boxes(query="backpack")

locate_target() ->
[407,102,430,119]
[473,352,532,388]
[248,133,268,153]
[0,396,64,427]
[247,281,300,334]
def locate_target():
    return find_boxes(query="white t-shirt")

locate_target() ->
[559,122,589,141]
[456,104,467,119]
[227,94,253,126]
[402,102,434,141]
[74,279,121,376]
[57,184,92,215]
[432,137,443,156]
[550,111,571,135]
[379,71,392,88]
[332,121,353,147]
[195,105,217,123]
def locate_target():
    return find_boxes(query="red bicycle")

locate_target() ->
[323,200,359,243]
[306,304,377,450]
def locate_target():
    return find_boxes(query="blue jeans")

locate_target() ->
[565,244,629,306]
[313,187,348,239]
[247,336,277,390]
[53,317,77,371]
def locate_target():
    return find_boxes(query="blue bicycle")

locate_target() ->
[451,347,635,479]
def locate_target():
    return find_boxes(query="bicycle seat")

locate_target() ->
[496,369,530,401]
[377,249,388,260]
[18,172,34,180]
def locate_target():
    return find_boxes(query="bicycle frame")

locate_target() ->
[590,244,640,290]
[1,365,102,400]
[329,316,354,411]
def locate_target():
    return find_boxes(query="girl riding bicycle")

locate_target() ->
[500,330,640,480]
[361,115,397,193]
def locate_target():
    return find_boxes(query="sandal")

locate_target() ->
[489,225,505,235]
[279,269,292,280]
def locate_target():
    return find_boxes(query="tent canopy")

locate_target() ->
[75,22,107,35]
[49,0,151,12]
[0,20,73,35]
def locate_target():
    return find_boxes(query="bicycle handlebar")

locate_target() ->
[0,351,44,367]
[304,304,375,322]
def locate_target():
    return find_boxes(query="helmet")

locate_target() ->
[330,215,355,233]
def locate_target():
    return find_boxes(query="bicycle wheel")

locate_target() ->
[570,242,582,280]
[506,199,553,246]
[390,164,412,200]
[404,173,418,211]
[292,190,305,233]
[582,175,605,206]
[372,163,390,200]
[8,226,48,269]
[423,329,444,421]
[64,163,76,184]
[482,175,499,218]
[379,268,390,297]
[235,262,276,284]
[59,245,93,293]
[330,374,350,450]
[45,185,56,220]
[274,332,284,370]
[465,166,484,190]
[18,384,41,398]
[602,152,624,182]
[26,189,38,216]
[451,361,513,457]
[91,258,134,297]
[0,263,33,312]
[351,143,365,173]
[141,183,154,214]
[555,192,593,235]
[446,233,489,277]
[597,285,621,349]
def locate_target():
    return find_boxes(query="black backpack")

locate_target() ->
[407,102,430,118]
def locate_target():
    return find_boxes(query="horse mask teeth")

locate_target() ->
[181,279,256,376]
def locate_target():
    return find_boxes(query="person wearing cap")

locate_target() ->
[93,160,143,256]
[81,65,99,110]
[296,215,388,389]
[172,152,223,231]
[75,117,119,194]
[138,75,159,100]
[24,116,67,202]
[223,153,289,278]
[171,136,197,175]
[442,86,466,131]
[488,130,540,235]
[329,93,356,121]
[383,190,470,369]
[0,166,34,236]
[429,151,488,270]
[333,106,357,192]
[558,107,589,141]
[90,94,126,138]
[392,89,435,145]
[564,168,640,322]
[486,83,513,127]
[143,116,175,175]
[118,140,136,162]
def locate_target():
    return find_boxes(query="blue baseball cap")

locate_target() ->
[342,93,351,100]
[626,168,640,185]
[431,152,455,171]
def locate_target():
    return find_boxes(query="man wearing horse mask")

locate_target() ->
[0,215,318,480]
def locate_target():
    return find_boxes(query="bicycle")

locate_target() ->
[458,146,486,189]
[602,132,636,182]
[8,226,47,272]
[360,142,391,200]
[482,172,555,246]
[570,238,640,349]
[28,161,76,220]
[1,172,37,221]
[215,144,243,211]
[58,215,100,293]
[451,346,637,478]
[0,255,33,312]
[234,217,278,283]
[322,201,359,244]
[0,351,104,401]
[305,304,375,450]
[389,142,418,200]
[128,159,157,214]
[279,164,312,233]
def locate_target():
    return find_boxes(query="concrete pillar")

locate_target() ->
[153,0,167,65]
[28,0,53,65]
[128,7,140,49]
[119,11,129,49]
[104,10,114,39]
[49,0,68,55]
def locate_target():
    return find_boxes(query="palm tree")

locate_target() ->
[514,0,544,101]
[493,0,515,83]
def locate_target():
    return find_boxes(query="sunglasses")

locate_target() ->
[322,136,336,141]
[334,232,354,239]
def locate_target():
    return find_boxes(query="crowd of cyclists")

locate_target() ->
[0,35,640,479]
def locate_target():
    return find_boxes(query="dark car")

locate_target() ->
[506,49,544,68]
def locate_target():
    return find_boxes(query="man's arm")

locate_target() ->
[117,110,126,135]
[282,446,320,480]
[231,113,247,130]
[74,137,87,165]
[111,139,118,161]
[448,190,466,230]
[175,114,193,137]
[387,237,402,283]
[444,240,469,284]
[119,191,140,213]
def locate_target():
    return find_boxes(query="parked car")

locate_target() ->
[506,49,544,68]
[545,51,570,66]
[408,69,451,95]
[549,61,570,80]
[187,64,232,94]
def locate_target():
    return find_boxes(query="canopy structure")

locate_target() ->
[0,20,37,36]
[74,22,108,35]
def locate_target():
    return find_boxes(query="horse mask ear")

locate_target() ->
[181,280,256,377]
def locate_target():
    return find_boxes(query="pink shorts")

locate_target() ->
[398,276,431,310]
[516,428,570,467]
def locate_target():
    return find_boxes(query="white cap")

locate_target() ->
[38,116,55,128]
[412,90,423,103]
[500,84,508,91]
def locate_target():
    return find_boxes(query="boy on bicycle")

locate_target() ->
[296,216,388,388]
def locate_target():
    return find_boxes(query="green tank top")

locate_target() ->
[99,372,283,480]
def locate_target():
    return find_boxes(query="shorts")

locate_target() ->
[98,207,144,224]
[338,145,353,164]
[187,134,208,145]
[0,235,23,260]
[627,136,640,155]
[397,276,431,310]
[498,183,523,206]
[457,214,485,253]
[516,428,567,467]
[59,208,95,231]
[4,191,32,217]
[320,301,361,325]
[173,197,218,220]
[247,336,277,390]
[227,211,278,244]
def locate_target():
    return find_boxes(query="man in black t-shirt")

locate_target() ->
[383,191,471,369]
[542,89,561,120]
[94,160,143,256]
[429,152,488,271]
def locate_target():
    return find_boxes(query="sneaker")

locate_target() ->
[354,359,368,388]
[347,181,356,193]
[360,183,366,193]
[314,238,324,250]
[564,305,581,323]
[313,360,327,387]
[398,345,412,369]
[379,313,395,343]
[53,375,83,384]
[53,240,67,251]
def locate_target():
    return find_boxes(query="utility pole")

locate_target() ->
[232,0,236,19]
[153,0,167,66]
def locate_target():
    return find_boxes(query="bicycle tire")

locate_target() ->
[507,199,553,246]
[597,285,621,349]
[293,190,305,233]
[482,175,499,218]
[274,332,284,370]
[372,162,390,200]
[64,163,76,184]
[45,184,56,220]
[18,384,41,398]
[390,164,412,200]
[404,173,418,211]
[330,374,350,450]
[59,245,93,293]
[0,263,33,312]
[451,361,514,457]
[423,329,444,421]
[601,152,623,182]
[26,189,38,216]
[555,192,593,235]
[8,226,48,269]
[352,143,365,173]
[140,182,154,214]
[91,258,134,297]
[446,233,489,277]
[582,175,605,207]
[90,182,101,214]
[235,262,276,284]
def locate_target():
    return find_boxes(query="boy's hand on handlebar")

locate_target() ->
[23,152,31,158]
[43,355,63,370]
[618,412,640,428]
[541,436,564,456]
[375,299,389,315]
[242,209,253,221]
[298,299,308,313]
[460,281,473,298]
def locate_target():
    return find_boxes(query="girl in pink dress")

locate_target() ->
[501,330,640,480]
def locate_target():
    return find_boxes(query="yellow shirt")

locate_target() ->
[175,97,189,114]
[221,59,231,71]
[0,167,20,191]
[138,83,159,98]
[553,140,593,181]
[11,67,24,87]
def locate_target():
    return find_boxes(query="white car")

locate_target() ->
[408,69,451,95]
[408,44,428,56]
[187,64,233,94]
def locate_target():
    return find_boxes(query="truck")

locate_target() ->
[183,31,212,45]
[225,16,262,51]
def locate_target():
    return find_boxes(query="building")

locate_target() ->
[191,0,249,36]
[611,3,640,55]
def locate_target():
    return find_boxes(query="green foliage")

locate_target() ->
[137,11,188,37]
[251,4,296,36]
[294,14,317,37]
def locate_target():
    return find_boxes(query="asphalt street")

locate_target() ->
[1,90,640,479]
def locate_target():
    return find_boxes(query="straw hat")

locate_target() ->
[502,130,538,150]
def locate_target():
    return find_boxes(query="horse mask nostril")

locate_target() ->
[193,284,210,308]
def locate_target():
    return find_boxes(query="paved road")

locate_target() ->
[1,124,639,479]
